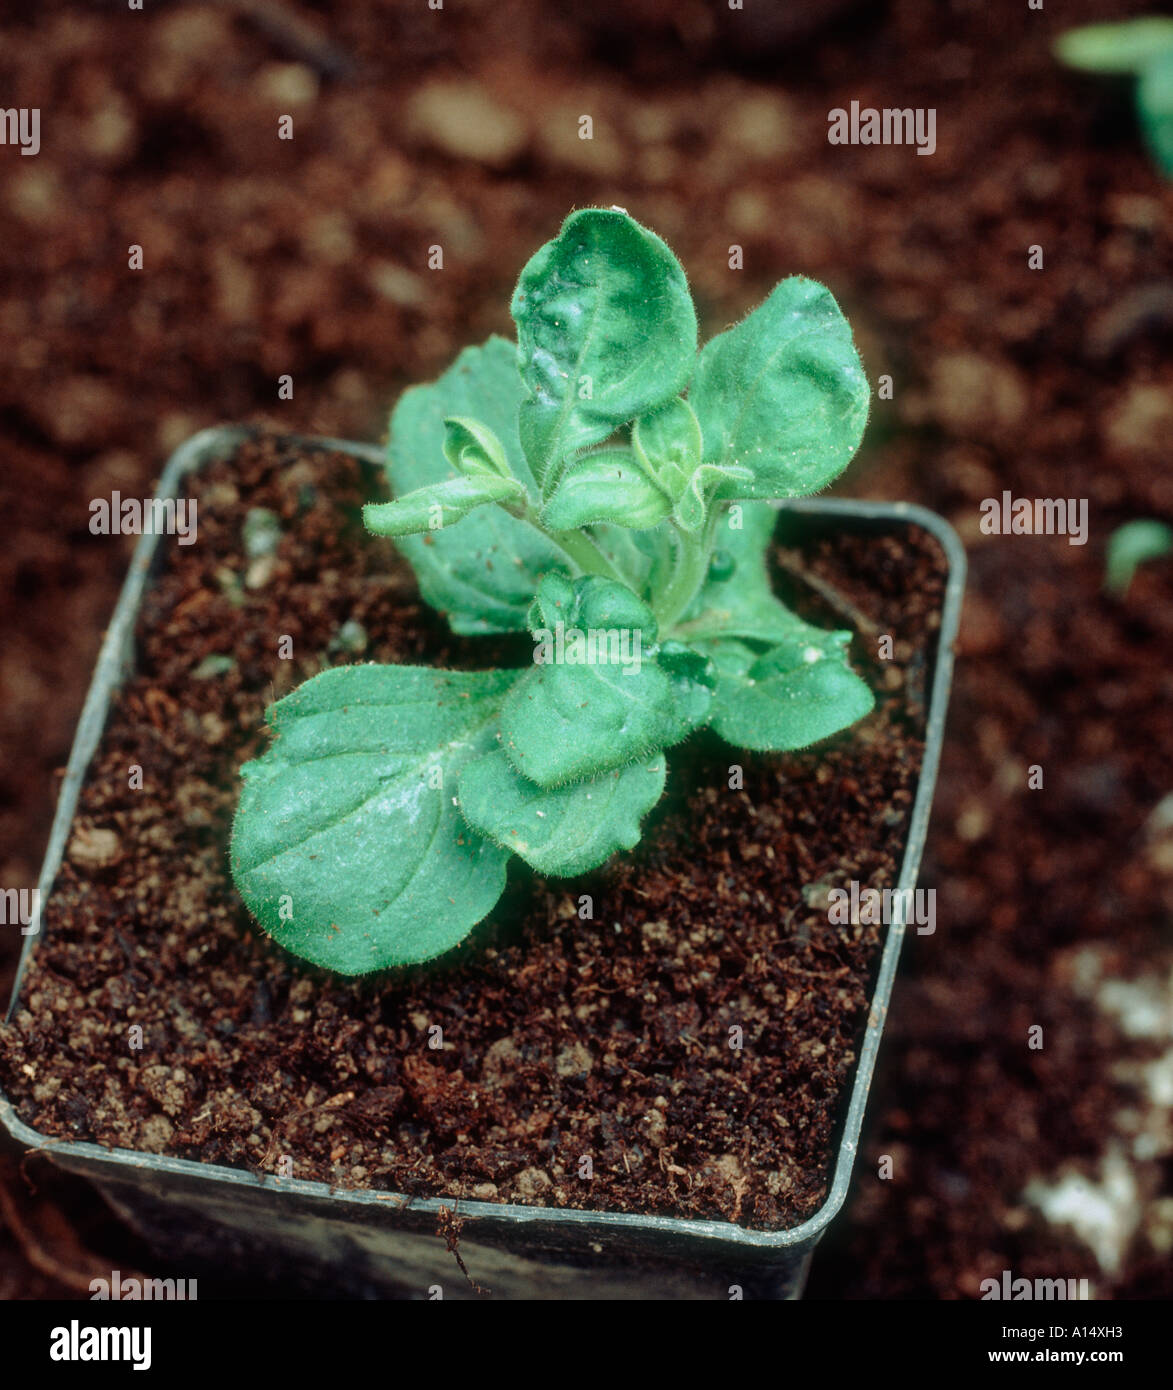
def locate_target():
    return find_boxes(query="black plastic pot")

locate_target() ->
[1,427,965,1299]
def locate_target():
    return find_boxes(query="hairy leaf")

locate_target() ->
[500,576,710,786]
[458,750,667,876]
[231,664,520,973]
[526,570,660,639]
[689,277,870,500]
[702,629,873,752]
[511,208,697,491]
[364,473,522,538]
[386,336,565,634]
[632,395,703,494]
[442,416,515,480]
[540,447,672,531]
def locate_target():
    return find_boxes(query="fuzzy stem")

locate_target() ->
[653,527,706,630]
[523,508,625,583]
[655,506,730,632]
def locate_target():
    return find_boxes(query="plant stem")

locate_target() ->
[523,506,625,582]
[553,528,626,581]
[654,522,711,631]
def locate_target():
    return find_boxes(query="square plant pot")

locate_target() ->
[0,426,964,1300]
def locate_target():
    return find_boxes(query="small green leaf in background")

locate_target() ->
[385,335,565,635]
[689,277,870,500]
[458,750,667,876]
[540,447,672,531]
[192,653,236,680]
[328,619,368,655]
[511,208,697,491]
[1055,19,1173,180]
[1138,47,1173,177]
[701,625,874,753]
[1054,17,1173,74]
[231,664,521,974]
[1104,518,1173,595]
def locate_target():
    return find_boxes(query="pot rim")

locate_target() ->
[1,425,966,1256]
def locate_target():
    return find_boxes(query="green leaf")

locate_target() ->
[527,570,659,637]
[656,641,718,742]
[701,629,873,752]
[500,574,711,786]
[442,416,514,480]
[673,462,754,533]
[689,277,870,500]
[511,208,697,492]
[632,395,703,495]
[1138,47,1173,178]
[458,750,666,876]
[230,664,520,974]
[674,486,706,536]
[541,447,671,531]
[1104,518,1173,594]
[674,501,798,643]
[364,473,523,538]
[499,659,693,787]
[1054,19,1173,75]
[386,336,566,635]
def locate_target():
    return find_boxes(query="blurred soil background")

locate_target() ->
[1,0,1171,1298]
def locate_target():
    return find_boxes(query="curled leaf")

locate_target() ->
[364,473,524,538]
[673,463,754,533]
[385,336,564,635]
[541,448,672,531]
[442,416,515,480]
[632,395,703,496]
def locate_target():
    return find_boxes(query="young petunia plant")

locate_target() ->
[230,208,874,974]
